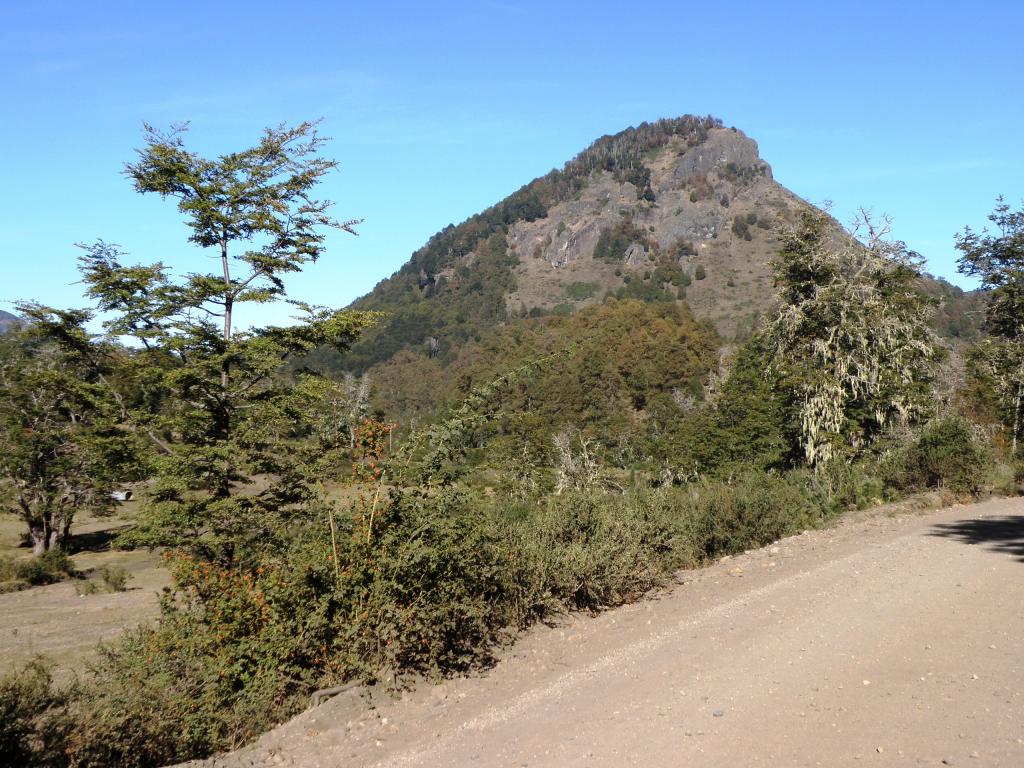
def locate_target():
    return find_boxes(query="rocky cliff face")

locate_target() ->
[500,126,805,339]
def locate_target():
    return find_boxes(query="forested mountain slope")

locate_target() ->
[313,116,981,425]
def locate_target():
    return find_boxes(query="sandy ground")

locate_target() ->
[185,495,1024,768]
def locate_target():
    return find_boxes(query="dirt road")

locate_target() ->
[191,496,1024,768]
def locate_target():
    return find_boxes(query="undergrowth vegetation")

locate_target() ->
[0,548,78,592]
[1,439,1000,767]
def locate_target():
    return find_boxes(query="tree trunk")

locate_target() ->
[1013,382,1021,458]
[60,513,74,551]
[221,239,232,390]
[22,495,53,555]
[30,528,46,556]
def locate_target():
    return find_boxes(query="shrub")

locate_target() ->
[500,491,680,617]
[677,472,816,557]
[335,489,512,677]
[15,549,77,586]
[0,659,72,767]
[593,217,649,262]
[806,460,887,514]
[695,265,706,280]
[0,463,905,767]
[74,579,100,596]
[565,282,598,301]
[884,416,991,495]
[99,565,130,592]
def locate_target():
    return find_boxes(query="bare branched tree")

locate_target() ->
[553,428,602,493]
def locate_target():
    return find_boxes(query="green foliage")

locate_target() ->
[402,353,564,487]
[682,471,817,556]
[99,565,130,592]
[335,489,511,675]
[956,198,1024,455]
[731,214,752,240]
[338,233,518,371]
[14,548,78,586]
[0,659,72,767]
[883,416,991,495]
[565,281,599,300]
[956,197,1024,342]
[650,260,689,288]
[665,237,697,260]
[658,340,793,474]
[500,490,679,614]
[365,299,719,456]
[763,208,940,467]
[962,340,1024,457]
[342,116,723,372]
[694,265,706,280]
[0,314,136,554]
[593,216,649,262]
[921,277,985,341]
[611,277,679,304]
[74,123,378,565]
[2,445,978,768]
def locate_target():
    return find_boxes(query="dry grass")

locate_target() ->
[0,481,372,678]
[0,503,169,680]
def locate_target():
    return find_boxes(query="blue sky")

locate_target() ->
[2,1,1021,325]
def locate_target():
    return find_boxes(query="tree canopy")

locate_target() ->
[78,121,378,564]
[763,208,940,466]
[957,198,1024,455]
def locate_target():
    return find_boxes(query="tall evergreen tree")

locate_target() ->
[79,121,378,564]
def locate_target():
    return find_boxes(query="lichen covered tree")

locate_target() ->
[764,208,940,467]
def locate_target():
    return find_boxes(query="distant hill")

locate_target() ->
[0,310,19,333]
[311,116,983,426]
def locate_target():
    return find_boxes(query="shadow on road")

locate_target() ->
[929,515,1024,562]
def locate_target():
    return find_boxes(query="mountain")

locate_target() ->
[318,116,982,426]
[0,310,19,333]
[342,116,790,368]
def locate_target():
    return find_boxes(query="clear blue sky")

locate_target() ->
[2,1,1021,325]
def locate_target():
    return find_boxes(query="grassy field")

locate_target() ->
[0,481,373,679]
[0,501,169,679]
